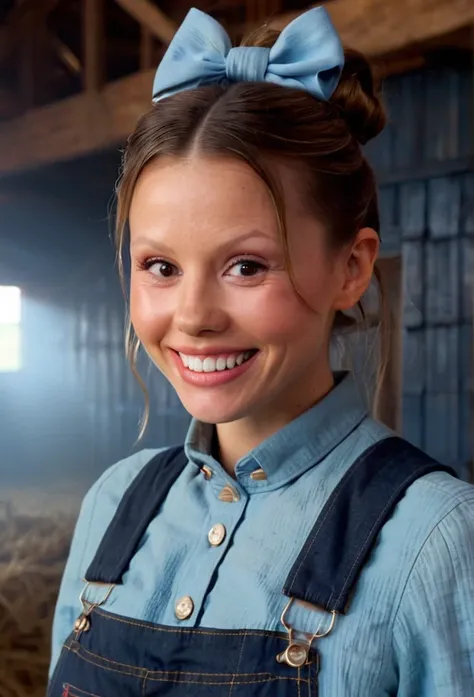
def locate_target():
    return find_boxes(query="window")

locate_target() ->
[0,286,22,372]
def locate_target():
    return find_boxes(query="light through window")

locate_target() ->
[0,286,22,372]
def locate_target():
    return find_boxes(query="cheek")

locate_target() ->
[130,281,170,343]
[239,278,330,343]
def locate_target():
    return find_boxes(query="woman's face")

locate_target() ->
[129,155,377,426]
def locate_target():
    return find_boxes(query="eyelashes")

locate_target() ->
[137,257,269,280]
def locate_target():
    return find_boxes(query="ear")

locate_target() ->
[332,228,379,312]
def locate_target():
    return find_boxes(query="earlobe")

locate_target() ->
[333,228,379,312]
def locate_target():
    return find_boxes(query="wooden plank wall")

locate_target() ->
[367,61,473,479]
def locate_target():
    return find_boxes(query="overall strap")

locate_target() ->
[283,436,456,614]
[85,446,188,584]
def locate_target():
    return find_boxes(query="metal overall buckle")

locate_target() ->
[74,580,115,636]
[276,598,337,668]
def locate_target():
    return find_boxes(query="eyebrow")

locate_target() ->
[130,228,277,252]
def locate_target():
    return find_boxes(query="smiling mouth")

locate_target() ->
[177,350,258,374]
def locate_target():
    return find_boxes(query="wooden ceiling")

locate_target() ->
[0,0,472,176]
[0,0,310,118]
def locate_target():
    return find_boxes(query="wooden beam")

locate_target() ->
[0,70,154,176]
[1,0,473,175]
[270,0,474,57]
[114,0,177,44]
[53,37,82,76]
[83,0,105,92]
[140,27,154,71]
[18,14,36,109]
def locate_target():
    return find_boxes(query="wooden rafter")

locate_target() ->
[0,70,154,176]
[114,0,177,44]
[83,0,105,92]
[140,28,155,71]
[1,0,474,175]
[271,0,474,57]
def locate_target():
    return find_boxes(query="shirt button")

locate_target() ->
[250,468,267,481]
[202,465,213,480]
[175,596,194,620]
[208,523,226,547]
[218,485,240,502]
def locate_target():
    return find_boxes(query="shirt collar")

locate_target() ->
[184,372,368,492]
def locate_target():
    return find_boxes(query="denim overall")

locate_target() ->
[48,437,454,697]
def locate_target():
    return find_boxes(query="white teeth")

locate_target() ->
[179,350,255,374]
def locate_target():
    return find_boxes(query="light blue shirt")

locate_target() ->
[51,374,474,695]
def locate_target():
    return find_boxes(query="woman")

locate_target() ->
[48,6,474,696]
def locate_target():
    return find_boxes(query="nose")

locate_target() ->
[174,272,228,337]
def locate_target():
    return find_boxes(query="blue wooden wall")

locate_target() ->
[367,62,473,478]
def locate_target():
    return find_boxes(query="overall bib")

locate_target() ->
[48,437,454,697]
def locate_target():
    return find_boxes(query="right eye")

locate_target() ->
[141,259,179,278]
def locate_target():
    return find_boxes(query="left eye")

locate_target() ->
[226,260,267,277]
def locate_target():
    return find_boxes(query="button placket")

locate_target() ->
[169,469,247,627]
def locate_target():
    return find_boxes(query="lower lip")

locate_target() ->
[170,351,258,387]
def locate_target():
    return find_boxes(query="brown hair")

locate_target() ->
[115,23,388,432]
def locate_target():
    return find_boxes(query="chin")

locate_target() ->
[178,394,248,425]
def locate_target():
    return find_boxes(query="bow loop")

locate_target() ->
[153,6,344,103]
[226,47,270,83]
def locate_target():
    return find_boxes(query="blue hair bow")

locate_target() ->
[152,6,344,103]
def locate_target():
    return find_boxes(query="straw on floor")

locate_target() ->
[0,501,74,697]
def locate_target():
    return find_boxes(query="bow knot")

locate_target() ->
[153,6,344,103]
[226,46,270,83]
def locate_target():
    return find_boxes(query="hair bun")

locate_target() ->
[330,49,386,145]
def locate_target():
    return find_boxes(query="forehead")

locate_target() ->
[129,154,307,236]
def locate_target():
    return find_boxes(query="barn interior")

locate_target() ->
[0,1,473,695]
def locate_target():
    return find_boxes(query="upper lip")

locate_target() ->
[170,347,256,356]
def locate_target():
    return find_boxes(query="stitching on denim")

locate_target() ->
[68,646,145,678]
[77,643,293,678]
[94,608,286,640]
[228,629,247,697]
[67,684,103,697]
[286,441,379,596]
[333,464,430,607]
[141,670,148,697]
[77,645,149,672]
[67,646,307,686]
[145,675,305,685]
[74,640,295,679]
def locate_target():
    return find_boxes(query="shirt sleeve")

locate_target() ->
[48,448,166,679]
[393,497,474,696]
[48,482,100,679]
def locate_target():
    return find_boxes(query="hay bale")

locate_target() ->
[0,501,75,697]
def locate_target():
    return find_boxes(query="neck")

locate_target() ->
[215,367,334,476]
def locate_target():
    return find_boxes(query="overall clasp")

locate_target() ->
[74,580,115,636]
[276,597,337,668]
